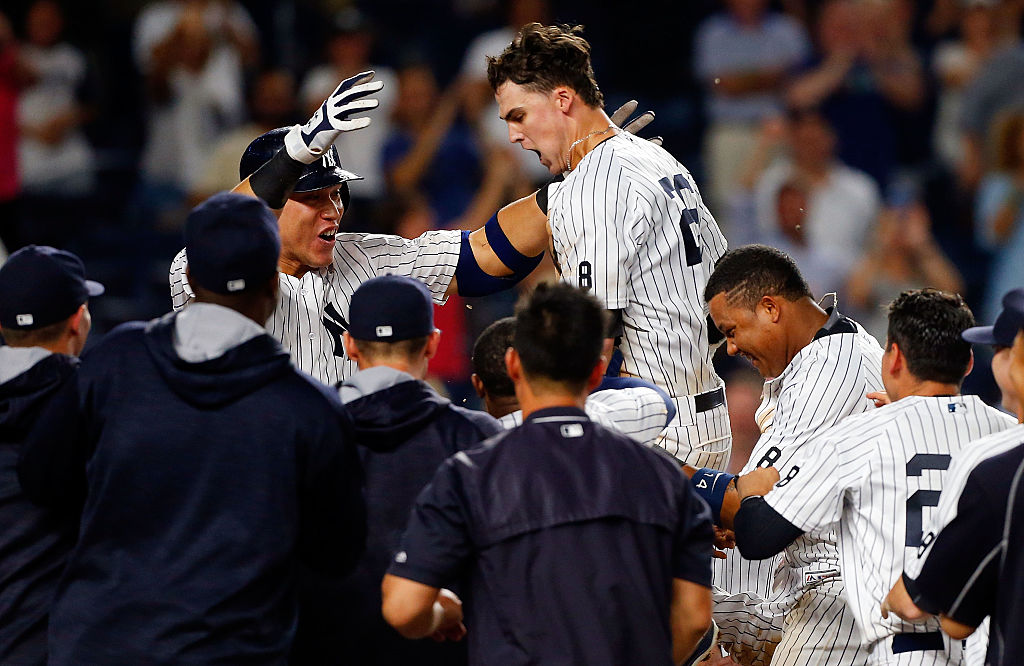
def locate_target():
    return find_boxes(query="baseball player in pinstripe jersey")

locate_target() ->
[470,316,676,446]
[884,288,1024,666]
[704,245,885,666]
[734,289,1017,665]
[170,70,660,387]
[487,23,732,469]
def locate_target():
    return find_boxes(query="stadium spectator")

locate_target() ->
[931,0,1004,173]
[458,0,552,186]
[976,111,1024,324]
[787,0,926,189]
[300,9,397,219]
[190,68,298,204]
[956,1,1024,190]
[694,0,810,233]
[17,0,95,198]
[845,199,964,341]
[132,0,257,225]
[753,107,880,284]
[0,10,28,254]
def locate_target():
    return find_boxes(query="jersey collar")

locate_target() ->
[525,405,589,423]
[812,292,858,340]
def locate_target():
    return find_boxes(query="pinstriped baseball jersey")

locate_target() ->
[903,424,1024,666]
[169,230,460,386]
[905,424,1024,580]
[713,301,884,664]
[546,131,728,399]
[498,385,672,446]
[764,396,1015,663]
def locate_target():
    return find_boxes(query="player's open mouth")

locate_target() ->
[317,229,338,243]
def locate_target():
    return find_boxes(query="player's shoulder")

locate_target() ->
[953,422,1024,470]
[446,404,505,439]
[572,132,677,185]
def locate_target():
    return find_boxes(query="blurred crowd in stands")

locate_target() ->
[0,0,1022,449]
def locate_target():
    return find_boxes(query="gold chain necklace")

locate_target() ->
[564,124,616,172]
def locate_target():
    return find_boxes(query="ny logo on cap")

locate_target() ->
[376,325,393,337]
[16,314,33,326]
[322,151,337,169]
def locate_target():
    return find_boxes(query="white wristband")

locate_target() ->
[283,124,319,165]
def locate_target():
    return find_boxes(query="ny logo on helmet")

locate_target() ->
[322,150,337,169]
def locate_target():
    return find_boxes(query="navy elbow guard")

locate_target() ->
[690,468,735,525]
[454,215,543,297]
[248,147,306,209]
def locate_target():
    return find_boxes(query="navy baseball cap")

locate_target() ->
[348,275,435,341]
[962,288,1024,347]
[0,245,104,330]
[184,192,281,295]
[240,127,362,194]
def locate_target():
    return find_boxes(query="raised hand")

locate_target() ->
[284,71,384,164]
[610,100,662,146]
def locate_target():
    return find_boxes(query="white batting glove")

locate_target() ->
[284,70,384,164]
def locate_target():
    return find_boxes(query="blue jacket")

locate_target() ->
[18,313,365,665]
[292,367,501,666]
[0,351,78,665]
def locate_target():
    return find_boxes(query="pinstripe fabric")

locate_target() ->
[713,313,885,665]
[546,132,731,466]
[903,424,1024,666]
[498,385,671,447]
[905,424,1024,580]
[765,396,1015,665]
[169,230,460,386]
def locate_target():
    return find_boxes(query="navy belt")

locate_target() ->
[694,387,725,413]
[892,631,944,653]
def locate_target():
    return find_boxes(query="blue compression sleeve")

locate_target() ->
[690,468,736,525]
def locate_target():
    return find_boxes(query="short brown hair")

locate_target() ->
[352,336,430,364]
[486,23,604,108]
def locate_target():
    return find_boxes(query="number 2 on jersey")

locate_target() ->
[905,453,951,547]
[658,174,702,267]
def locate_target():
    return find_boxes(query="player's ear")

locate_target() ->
[505,347,522,383]
[470,373,487,399]
[759,296,781,323]
[342,332,360,362]
[964,348,975,378]
[554,86,572,112]
[887,342,904,375]
[586,357,605,394]
[423,329,442,361]
[596,338,613,376]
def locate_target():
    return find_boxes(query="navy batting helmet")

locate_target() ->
[240,127,362,206]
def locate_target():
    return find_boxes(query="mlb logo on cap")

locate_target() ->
[0,245,104,330]
[348,275,435,342]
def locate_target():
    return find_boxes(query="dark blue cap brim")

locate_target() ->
[293,167,362,193]
[962,325,998,345]
[85,280,105,297]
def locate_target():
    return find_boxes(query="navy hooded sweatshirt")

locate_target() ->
[17,312,366,666]
[291,367,501,666]
[0,349,79,665]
